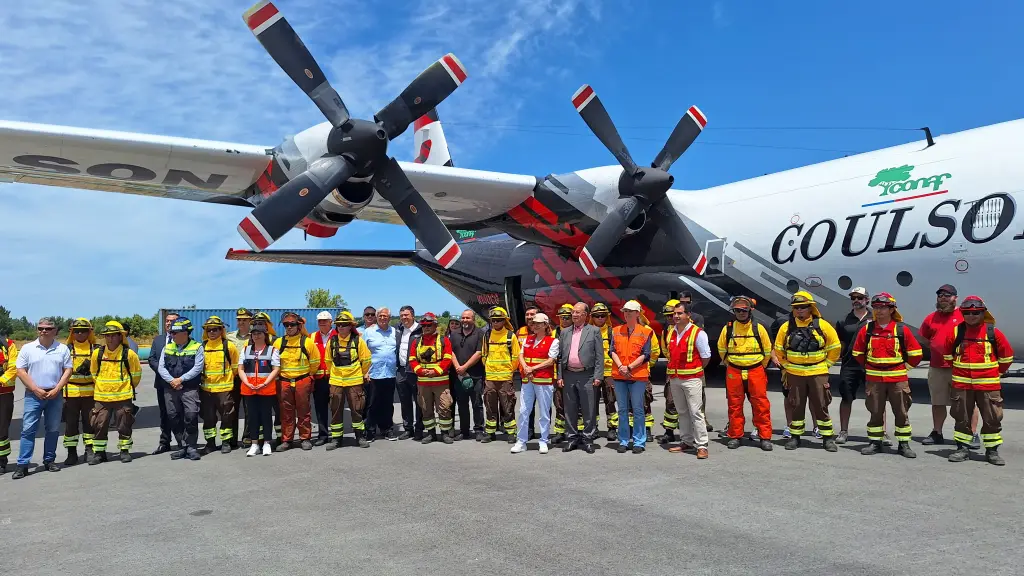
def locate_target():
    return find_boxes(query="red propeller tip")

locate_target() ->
[687,105,707,129]
[572,84,595,112]
[692,252,708,275]
[244,1,281,34]
[579,247,597,276]
[440,54,467,86]
[238,214,273,252]
[435,239,462,269]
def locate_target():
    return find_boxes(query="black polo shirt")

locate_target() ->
[449,326,484,378]
[836,310,870,369]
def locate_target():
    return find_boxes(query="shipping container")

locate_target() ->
[156,308,348,334]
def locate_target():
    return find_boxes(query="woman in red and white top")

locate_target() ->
[512,313,559,454]
[238,322,281,457]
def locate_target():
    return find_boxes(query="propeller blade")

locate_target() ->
[649,196,709,275]
[243,1,350,127]
[578,197,644,275]
[571,84,638,174]
[652,105,708,171]
[237,155,354,252]
[371,157,462,269]
[375,54,468,139]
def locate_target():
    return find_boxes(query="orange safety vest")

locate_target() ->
[612,324,653,381]
[313,330,335,378]
[667,323,705,378]
[522,335,555,384]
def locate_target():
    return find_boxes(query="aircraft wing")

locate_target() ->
[0,121,538,223]
[225,248,415,269]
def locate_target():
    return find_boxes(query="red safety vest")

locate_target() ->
[667,324,704,379]
[946,323,1014,391]
[522,335,555,384]
[313,330,335,378]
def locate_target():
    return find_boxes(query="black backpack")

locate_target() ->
[724,319,765,361]
[203,339,232,372]
[279,334,310,361]
[864,321,909,363]
[412,334,448,364]
[330,333,359,367]
[951,323,997,358]
[786,317,824,354]
[95,345,131,379]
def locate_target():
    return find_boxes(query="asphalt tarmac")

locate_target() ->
[2,366,1023,576]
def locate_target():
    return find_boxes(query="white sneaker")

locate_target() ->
[750,429,760,441]
[510,442,526,454]
[262,442,272,456]
[246,444,259,457]
[539,442,549,454]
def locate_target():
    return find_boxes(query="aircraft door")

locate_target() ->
[704,238,726,277]
[504,275,526,331]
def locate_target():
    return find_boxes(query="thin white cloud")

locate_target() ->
[0,0,598,320]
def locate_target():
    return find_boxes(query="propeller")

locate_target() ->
[236,1,466,269]
[571,84,709,276]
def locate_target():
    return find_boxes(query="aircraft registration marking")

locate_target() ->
[860,189,948,208]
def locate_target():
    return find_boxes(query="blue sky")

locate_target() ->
[1,0,1022,320]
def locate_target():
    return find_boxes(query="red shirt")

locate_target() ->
[919,309,963,369]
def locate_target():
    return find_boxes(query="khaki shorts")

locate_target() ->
[927,366,953,406]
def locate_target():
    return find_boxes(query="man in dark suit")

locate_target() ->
[148,311,178,454]
[394,305,424,440]
[558,302,605,453]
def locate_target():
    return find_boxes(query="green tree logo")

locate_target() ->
[869,165,914,196]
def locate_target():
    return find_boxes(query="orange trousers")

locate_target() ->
[725,364,772,440]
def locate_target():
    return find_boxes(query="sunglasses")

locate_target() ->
[937,292,955,298]
[592,314,608,319]
[364,313,376,317]
[962,310,984,316]
[208,327,222,331]
[851,295,866,301]
[282,322,299,328]
[731,308,749,313]
[72,329,89,334]
[490,318,504,322]
[37,326,55,332]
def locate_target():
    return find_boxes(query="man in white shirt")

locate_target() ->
[666,302,712,459]
[395,305,423,440]
[14,317,73,478]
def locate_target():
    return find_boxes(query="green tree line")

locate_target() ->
[0,306,161,342]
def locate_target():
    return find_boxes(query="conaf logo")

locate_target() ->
[868,164,952,197]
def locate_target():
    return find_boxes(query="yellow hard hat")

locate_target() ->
[334,311,357,325]
[487,307,513,331]
[66,318,96,345]
[592,302,609,314]
[99,321,126,336]
[662,299,680,315]
[790,291,821,318]
[253,311,276,337]
[558,303,573,317]
[203,316,226,340]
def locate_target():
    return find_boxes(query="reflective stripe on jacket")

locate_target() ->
[90,345,142,402]
[611,324,653,381]
[203,338,239,393]
[328,333,371,387]
[410,334,452,385]
[0,339,17,394]
[66,341,95,397]
[852,322,923,383]
[773,317,841,377]
[943,323,1014,390]
[667,324,704,378]
[483,328,520,381]
[522,335,555,384]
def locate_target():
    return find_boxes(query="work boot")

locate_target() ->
[784,436,800,450]
[275,441,291,453]
[760,439,773,451]
[506,433,517,444]
[706,422,714,433]
[606,429,616,441]
[861,441,882,455]
[11,465,28,479]
[835,431,849,445]
[823,438,838,452]
[313,437,327,447]
[152,443,171,455]
[481,433,493,443]
[325,439,342,451]
[948,442,970,462]
[170,449,187,460]
[443,431,455,445]
[986,447,1006,466]
[398,430,413,440]
[88,451,105,465]
[475,431,485,442]
[204,441,218,455]
[357,432,370,448]
[64,448,79,466]
[727,438,741,449]
[421,431,435,445]
[221,443,233,454]
[84,445,94,461]
[301,440,313,451]
[187,448,201,461]
[897,442,917,459]
[120,450,132,463]
[921,430,944,445]
[658,429,675,445]
[551,432,565,445]
[0,456,6,474]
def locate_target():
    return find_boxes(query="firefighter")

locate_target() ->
[409,312,455,444]
[326,311,372,450]
[717,297,774,451]
[159,318,205,461]
[89,321,142,464]
[200,316,239,454]
[772,291,841,451]
[0,337,17,473]
[591,302,618,440]
[552,303,574,443]
[482,306,521,443]
[655,300,679,443]
[851,293,922,458]
[226,307,253,448]
[63,318,97,465]
[273,312,321,451]
[943,296,1014,465]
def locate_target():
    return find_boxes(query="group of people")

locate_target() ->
[0,282,1013,479]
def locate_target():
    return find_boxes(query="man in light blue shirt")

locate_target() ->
[363,307,398,440]
[14,317,72,478]
[158,318,206,460]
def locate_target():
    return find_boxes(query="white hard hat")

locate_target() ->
[316,311,334,321]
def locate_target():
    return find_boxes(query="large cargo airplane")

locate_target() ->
[1,0,1022,358]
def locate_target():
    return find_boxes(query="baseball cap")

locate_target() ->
[849,287,868,297]
[621,300,642,312]
[316,311,334,321]
[937,284,957,296]
[532,312,550,324]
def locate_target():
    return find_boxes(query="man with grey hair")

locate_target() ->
[558,302,604,453]
[13,317,73,478]
[364,306,398,440]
